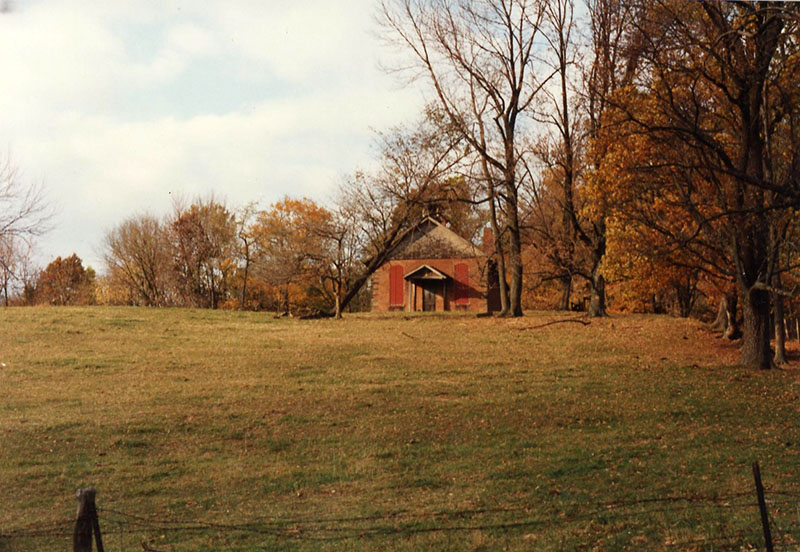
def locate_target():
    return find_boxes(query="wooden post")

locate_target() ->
[92,502,105,552]
[74,489,94,552]
[796,318,799,345]
[73,488,104,552]
[752,462,774,552]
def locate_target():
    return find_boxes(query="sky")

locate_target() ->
[0,1,424,271]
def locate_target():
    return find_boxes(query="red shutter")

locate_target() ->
[454,263,469,305]
[389,265,404,306]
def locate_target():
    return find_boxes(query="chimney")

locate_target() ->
[482,226,494,254]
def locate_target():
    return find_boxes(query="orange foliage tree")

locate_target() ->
[593,1,800,368]
[36,254,96,306]
[250,197,332,316]
[528,0,641,316]
[170,199,237,309]
[589,100,730,317]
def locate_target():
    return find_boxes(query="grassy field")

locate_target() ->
[2,307,800,551]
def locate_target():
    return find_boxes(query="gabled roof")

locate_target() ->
[404,264,450,280]
[390,217,483,260]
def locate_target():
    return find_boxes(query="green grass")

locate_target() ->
[2,307,800,551]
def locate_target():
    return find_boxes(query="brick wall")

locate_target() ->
[372,257,489,313]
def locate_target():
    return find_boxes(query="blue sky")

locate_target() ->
[0,1,423,270]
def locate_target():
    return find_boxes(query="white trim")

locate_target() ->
[404,264,450,280]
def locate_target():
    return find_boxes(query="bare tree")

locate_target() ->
[0,237,39,306]
[103,214,173,306]
[529,0,583,310]
[310,204,364,319]
[0,157,50,307]
[380,0,551,316]
[235,202,260,310]
[0,236,18,306]
[334,109,465,313]
[0,157,51,250]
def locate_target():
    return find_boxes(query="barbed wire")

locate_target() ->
[5,488,800,548]
[0,518,74,539]
[97,489,761,529]
[92,494,785,543]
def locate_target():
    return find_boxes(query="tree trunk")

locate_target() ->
[773,275,787,364]
[558,36,578,315]
[493,236,510,317]
[586,221,607,317]
[557,274,571,311]
[722,291,741,340]
[741,287,773,370]
[507,198,524,318]
[508,253,523,317]
[240,254,250,310]
[677,297,691,318]
[711,297,729,332]
[334,281,342,320]
[650,293,665,314]
[282,286,290,316]
[488,182,509,317]
[674,280,694,318]
[338,270,371,315]
[587,272,607,317]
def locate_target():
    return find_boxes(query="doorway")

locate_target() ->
[422,283,436,311]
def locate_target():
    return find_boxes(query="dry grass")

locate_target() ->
[2,307,800,551]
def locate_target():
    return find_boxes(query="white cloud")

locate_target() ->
[0,4,122,107]
[0,1,425,270]
[167,23,217,57]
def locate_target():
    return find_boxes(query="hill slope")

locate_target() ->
[1,307,799,551]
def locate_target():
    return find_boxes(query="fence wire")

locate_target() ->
[4,489,800,551]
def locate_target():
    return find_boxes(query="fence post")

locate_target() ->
[752,462,774,552]
[73,488,104,552]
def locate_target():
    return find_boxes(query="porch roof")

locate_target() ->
[404,264,450,281]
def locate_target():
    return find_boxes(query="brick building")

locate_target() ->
[371,217,499,313]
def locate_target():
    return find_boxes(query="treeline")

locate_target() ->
[98,196,373,316]
[1,253,95,307]
[3,1,800,369]
[2,198,358,314]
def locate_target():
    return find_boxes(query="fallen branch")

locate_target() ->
[520,318,591,330]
